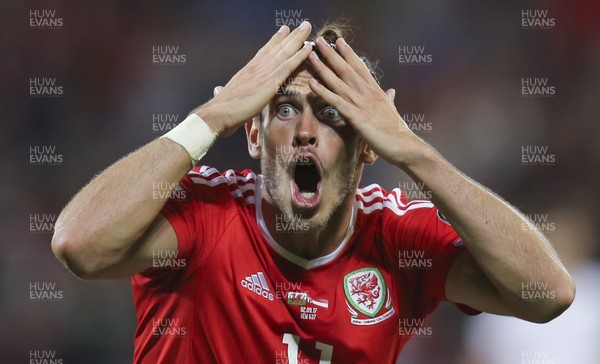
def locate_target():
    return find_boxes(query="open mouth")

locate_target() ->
[290,155,322,208]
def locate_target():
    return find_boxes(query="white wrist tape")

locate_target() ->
[160,113,218,166]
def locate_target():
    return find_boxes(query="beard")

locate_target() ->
[261,145,361,231]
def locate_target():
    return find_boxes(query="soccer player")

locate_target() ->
[51,21,575,363]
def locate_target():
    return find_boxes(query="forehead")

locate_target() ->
[287,66,316,84]
[274,65,321,100]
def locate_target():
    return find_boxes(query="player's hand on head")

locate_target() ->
[307,36,422,166]
[196,22,313,138]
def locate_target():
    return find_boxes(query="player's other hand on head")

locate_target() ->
[195,22,313,138]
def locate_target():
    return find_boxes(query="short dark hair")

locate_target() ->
[309,20,382,85]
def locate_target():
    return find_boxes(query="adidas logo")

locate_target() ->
[240,271,274,301]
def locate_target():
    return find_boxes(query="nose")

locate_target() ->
[293,111,318,147]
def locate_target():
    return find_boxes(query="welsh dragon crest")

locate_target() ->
[343,268,387,317]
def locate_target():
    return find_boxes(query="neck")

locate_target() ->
[260,183,356,262]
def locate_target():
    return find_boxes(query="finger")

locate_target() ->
[213,86,224,97]
[275,21,312,59]
[308,78,357,121]
[335,37,378,85]
[308,50,356,103]
[275,42,312,80]
[314,36,362,89]
[385,88,395,102]
[256,25,291,57]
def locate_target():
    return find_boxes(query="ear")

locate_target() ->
[245,115,262,159]
[359,143,378,165]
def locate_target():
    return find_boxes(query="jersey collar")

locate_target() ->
[255,175,357,270]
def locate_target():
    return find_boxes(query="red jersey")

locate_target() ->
[132,166,468,363]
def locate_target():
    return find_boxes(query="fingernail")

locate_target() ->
[278,25,286,33]
[299,21,309,30]
[340,38,348,46]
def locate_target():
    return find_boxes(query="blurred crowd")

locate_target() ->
[1,0,598,363]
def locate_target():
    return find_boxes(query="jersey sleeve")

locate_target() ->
[382,188,477,316]
[133,166,241,285]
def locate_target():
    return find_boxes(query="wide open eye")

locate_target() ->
[319,106,344,125]
[277,104,297,119]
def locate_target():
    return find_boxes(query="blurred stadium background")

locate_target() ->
[1,0,599,362]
